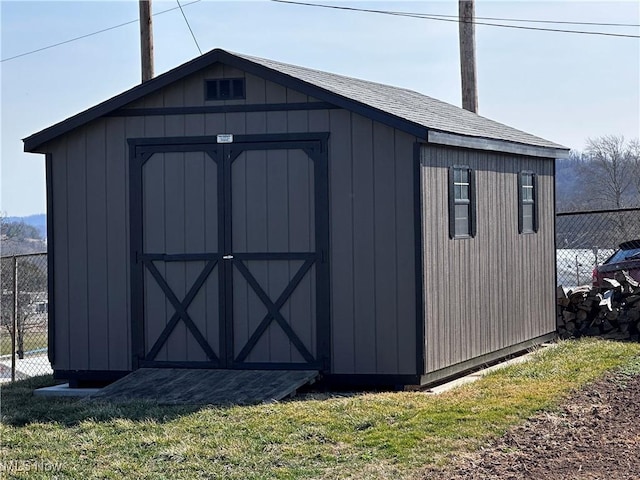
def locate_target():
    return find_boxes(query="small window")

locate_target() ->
[518,171,538,234]
[205,78,246,101]
[449,166,476,239]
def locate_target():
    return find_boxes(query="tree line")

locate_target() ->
[0,216,46,256]
[556,135,640,212]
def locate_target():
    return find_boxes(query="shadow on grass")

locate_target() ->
[1,376,392,429]
[0,375,205,427]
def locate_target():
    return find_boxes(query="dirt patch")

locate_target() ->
[424,370,640,480]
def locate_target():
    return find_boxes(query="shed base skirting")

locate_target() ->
[54,332,556,389]
[323,374,422,389]
[54,369,131,388]
[420,332,557,387]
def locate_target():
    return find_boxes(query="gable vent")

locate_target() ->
[205,78,246,101]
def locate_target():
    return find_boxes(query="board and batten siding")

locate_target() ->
[46,121,131,373]
[329,113,417,376]
[420,144,555,375]
[44,64,417,375]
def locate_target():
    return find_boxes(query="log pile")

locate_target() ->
[557,270,640,341]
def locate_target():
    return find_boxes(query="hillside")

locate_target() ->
[1,214,47,256]
[5,214,46,239]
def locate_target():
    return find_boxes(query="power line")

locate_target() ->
[271,0,640,39]
[4,0,636,65]
[1,0,202,63]
[370,11,640,28]
[176,0,202,55]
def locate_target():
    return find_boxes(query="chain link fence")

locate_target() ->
[0,214,637,382]
[0,253,51,383]
[556,208,640,288]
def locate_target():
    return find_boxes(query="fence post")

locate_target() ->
[575,254,580,286]
[11,255,18,382]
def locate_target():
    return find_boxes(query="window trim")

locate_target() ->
[518,170,538,234]
[448,165,476,239]
[204,78,246,101]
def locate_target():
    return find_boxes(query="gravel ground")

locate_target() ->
[423,369,640,480]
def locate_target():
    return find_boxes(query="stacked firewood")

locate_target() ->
[557,270,640,341]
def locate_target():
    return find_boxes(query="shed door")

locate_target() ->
[130,135,329,371]
[136,149,222,368]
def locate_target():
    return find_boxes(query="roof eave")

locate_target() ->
[427,130,570,159]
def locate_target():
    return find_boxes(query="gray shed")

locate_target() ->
[24,49,568,388]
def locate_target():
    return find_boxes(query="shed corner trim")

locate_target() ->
[427,130,569,159]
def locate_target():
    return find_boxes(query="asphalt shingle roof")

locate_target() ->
[236,52,566,150]
[24,49,567,153]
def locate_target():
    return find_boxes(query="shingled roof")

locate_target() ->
[24,48,568,156]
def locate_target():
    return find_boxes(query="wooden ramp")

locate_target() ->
[88,369,319,406]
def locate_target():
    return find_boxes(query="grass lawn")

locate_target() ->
[0,333,48,356]
[1,338,639,479]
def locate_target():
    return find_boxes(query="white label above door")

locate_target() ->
[217,134,233,144]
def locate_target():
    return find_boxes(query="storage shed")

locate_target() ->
[24,49,568,388]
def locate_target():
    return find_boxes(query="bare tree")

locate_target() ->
[629,138,640,202]
[556,150,593,211]
[584,135,635,208]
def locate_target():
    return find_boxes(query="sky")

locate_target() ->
[1,0,639,217]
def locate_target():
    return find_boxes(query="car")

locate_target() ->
[592,239,640,287]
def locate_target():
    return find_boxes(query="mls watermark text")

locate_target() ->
[0,460,63,473]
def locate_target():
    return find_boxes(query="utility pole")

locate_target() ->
[458,0,478,113]
[139,0,154,83]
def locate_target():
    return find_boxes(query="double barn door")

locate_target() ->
[129,134,329,370]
